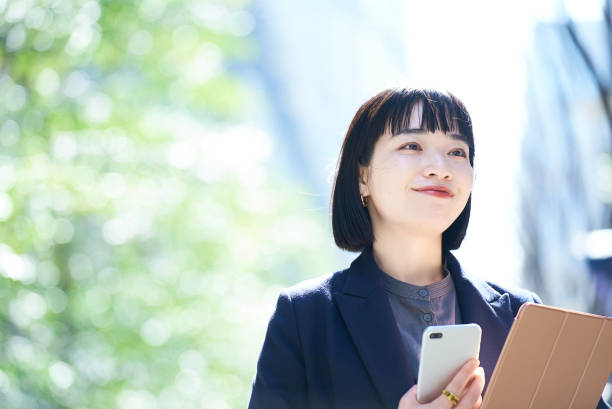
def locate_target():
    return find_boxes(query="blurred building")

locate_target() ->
[521,19,612,313]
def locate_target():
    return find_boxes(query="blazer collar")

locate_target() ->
[335,247,514,408]
[335,246,414,409]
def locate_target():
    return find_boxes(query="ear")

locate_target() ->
[358,164,369,197]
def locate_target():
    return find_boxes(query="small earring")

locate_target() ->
[360,194,368,207]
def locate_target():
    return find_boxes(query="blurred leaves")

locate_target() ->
[0,1,332,408]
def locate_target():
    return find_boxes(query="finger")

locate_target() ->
[471,394,483,409]
[447,358,479,397]
[401,384,417,400]
[430,358,479,408]
[397,385,418,409]
[456,367,485,409]
[458,365,485,396]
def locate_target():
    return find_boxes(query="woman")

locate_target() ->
[247,87,610,409]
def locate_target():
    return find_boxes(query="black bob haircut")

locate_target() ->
[331,87,475,252]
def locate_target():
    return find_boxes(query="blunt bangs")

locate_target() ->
[331,87,475,252]
[362,88,474,167]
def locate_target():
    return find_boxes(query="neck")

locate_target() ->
[372,230,444,286]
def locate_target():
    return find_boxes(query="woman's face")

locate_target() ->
[359,101,474,237]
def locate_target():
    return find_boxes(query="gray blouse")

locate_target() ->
[381,259,463,380]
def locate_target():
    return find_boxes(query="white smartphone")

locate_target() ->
[416,324,482,403]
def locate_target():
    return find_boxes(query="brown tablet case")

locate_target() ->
[481,303,612,409]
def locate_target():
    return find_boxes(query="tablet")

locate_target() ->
[481,303,612,409]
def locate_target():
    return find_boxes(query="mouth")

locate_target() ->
[412,186,453,198]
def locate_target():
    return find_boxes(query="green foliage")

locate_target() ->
[0,1,334,408]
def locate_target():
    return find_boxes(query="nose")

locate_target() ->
[422,153,452,180]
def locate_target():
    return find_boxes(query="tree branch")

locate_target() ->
[565,19,612,137]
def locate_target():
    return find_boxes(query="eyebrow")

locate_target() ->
[394,128,470,145]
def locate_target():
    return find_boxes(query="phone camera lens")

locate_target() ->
[430,332,443,339]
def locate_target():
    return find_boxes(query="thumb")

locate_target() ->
[398,384,418,406]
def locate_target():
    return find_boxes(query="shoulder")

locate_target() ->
[484,280,542,304]
[267,269,349,333]
[281,268,349,304]
[446,250,543,316]
[463,273,543,315]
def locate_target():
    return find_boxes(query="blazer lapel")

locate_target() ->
[446,251,514,392]
[335,247,416,409]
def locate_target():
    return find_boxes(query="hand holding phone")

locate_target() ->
[416,324,482,404]
[398,358,485,409]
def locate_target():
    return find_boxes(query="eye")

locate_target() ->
[401,142,421,151]
[449,148,467,158]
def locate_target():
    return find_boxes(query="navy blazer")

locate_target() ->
[248,247,611,409]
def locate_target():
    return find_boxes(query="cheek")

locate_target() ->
[372,160,418,199]
[369,157,406,188]
[455,166,474,193]
[369,171,400,204]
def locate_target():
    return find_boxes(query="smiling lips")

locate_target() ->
[412,185,453,198]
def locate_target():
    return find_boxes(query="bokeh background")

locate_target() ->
[1,0,611,408]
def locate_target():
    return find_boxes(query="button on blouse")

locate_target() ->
[381,258,463,380]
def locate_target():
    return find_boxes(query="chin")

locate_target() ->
[382,208,456,234]
[397,219,450,237]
